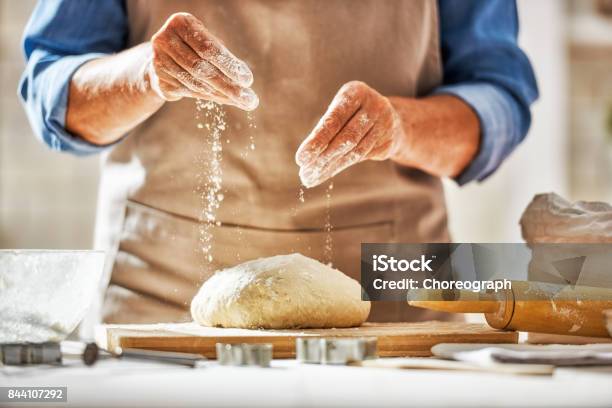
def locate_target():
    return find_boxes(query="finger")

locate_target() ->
[299,109,374,183]
[295,85,363,166]
[158,62,239,107]
[355,123,389,160]
[160,33,258,109]
[179,85,242,107]
[157,51,253,108]
[156,50,213,93]
[190,58,258,110]
[300,143,361,188]
[321,99,395,167]
[300,121,385,188]
[175,16,254,87]
[157,57,239,109]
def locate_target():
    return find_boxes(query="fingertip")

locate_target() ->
[294,151,303,166]
[302,177,323,189]
[298,165,325,189]
[299,176,317,189]
[295,148,310,167]
[238,88,259,111]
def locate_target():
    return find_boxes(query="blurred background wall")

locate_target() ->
[0,0,99,249]
[445,0,612,242]
[1,0,611,249]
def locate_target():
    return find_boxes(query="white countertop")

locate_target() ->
[2,359,612,407]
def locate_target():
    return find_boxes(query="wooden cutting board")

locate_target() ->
[97,321,518,358]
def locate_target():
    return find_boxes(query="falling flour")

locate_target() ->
[194,103,258,269]
[295,181,333,266]
[240,112,257,159]
[233,112,258,260]
[195,99,226,269]
[247,111,257,151]
[324,181,334,266]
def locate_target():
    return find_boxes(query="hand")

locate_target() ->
[147,12,258,110]
[295,81,403,188]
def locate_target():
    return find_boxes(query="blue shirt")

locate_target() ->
[19,0,538,184]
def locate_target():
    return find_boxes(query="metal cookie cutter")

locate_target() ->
[215,343,273,367]
[1,342,62,366]
[296,337,378,365]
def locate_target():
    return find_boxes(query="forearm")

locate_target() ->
[66,43,164,145]
[66,12,258,146]
[389,94,480,179]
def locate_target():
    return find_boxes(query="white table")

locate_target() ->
[2,359,612,407]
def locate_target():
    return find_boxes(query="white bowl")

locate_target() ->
[0,250,106,343]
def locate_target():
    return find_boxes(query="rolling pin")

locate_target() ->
[407,281,612,338]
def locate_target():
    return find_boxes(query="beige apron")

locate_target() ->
[95,0,450,325]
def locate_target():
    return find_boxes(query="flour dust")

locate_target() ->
[295,181,333,266]
[195,104,258,270]
[240,111,257,159]
[195,99,226,271]
[247,111,257,151]
[233,112,257,259]
[324,181,334,266]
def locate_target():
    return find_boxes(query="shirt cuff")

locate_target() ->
[432,82,522,185]
[21,52,115,155]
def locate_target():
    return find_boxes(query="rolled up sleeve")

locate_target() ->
[434,0,539,184]
[19,0,128,155]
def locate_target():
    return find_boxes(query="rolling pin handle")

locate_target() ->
[407,288,500,313]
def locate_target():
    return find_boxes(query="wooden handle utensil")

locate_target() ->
[408,281,612,337]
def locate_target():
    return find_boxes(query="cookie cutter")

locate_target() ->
[0,342,62,366]
[296,337,378,365]
[215,343,273,367]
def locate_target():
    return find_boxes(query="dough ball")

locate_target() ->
[191,253,370,329]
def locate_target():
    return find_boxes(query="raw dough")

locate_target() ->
[191,253,370,329]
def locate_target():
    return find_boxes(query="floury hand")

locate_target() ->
[66,12,262,145]
[147,12,259,110]
[294,81,481,188]
[295,81,402,188]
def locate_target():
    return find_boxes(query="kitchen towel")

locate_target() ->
[432,343,612,366]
